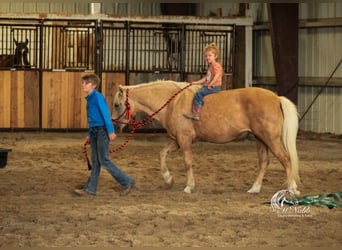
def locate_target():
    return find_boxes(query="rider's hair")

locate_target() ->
[204,43,220,62]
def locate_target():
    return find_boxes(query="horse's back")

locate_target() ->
[202,87,280,116]
[192,87,283,142]
[208,87,278,104]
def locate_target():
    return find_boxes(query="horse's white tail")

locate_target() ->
[280,97,300,184]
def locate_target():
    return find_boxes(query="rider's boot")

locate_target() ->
[184,104,201,121]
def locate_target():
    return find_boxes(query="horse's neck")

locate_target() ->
[0,55,15,66]
[14,45,28,66]
[130,84,178,119]
[14,48,23,65]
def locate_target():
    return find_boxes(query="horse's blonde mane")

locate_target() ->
[123,80,190,90]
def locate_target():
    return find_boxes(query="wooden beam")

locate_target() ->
[254,17,342,31]
[268,3,299,104]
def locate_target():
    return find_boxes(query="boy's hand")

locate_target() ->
[84,136,90,145]
[109,133,117,141]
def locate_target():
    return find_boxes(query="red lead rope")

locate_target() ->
[84,82,193,170]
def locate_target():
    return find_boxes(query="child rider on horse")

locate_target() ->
[184,43,223,120]
[75,73,135,197]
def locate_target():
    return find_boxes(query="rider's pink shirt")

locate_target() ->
[204,62,223,87]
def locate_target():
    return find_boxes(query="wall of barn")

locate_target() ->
[252,2,342,134]
[0,70,124,130]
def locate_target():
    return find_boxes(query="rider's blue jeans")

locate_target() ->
[85,126,133,195]
[193,86,221,107]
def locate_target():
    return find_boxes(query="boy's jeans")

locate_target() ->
[193,86,221,106]
[85,126,133,195]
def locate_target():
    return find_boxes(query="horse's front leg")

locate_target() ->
[178,137,195,194]
[183,149,195,193]
[160,140,179,187]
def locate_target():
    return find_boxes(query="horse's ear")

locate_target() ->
[118,85,124,95]
[14,38,18,45]
[25,38,28,45]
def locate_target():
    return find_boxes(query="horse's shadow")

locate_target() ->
[0,38,31,68]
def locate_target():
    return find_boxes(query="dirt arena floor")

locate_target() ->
[0,131,341,247]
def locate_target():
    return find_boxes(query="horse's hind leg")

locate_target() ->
[267,140,300,195]
[248,138,269,193]
[160,140,179,187]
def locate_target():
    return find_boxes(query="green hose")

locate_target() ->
[286,191,342,209]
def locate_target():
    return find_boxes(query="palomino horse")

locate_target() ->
[112,80,300,195]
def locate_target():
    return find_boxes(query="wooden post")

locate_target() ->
[268,3,299,104]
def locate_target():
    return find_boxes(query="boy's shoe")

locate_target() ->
[74,188,95,196]
[120,181,135,196]
[183,113,200,120]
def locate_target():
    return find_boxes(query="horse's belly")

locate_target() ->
[197,129,250,143]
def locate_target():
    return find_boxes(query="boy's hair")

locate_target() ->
[204,43,220,62]
[81,73,101,89]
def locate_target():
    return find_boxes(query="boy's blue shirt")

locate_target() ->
[86,90,115,137]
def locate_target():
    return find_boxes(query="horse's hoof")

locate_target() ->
[292,189,301,196]
[247,184,261,193]
[166,176,174,187]
[184,186,192,194]
[247,189,259,194]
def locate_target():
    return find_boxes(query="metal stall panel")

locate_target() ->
[0,19,40,129]
[42,20,95,71]
[41,20,96,129]
[102,21,235,78]
[102,21,183,74]
[0,21,39,69]
[102,22,127,72]
[184,24,234,76]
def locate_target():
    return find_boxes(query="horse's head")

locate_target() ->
[14,38,30,66]
[111,85,133,132]
[111,80,194,133]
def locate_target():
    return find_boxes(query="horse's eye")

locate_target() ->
[114,103,120,108]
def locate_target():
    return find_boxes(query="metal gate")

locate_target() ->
[102,21,235,83]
